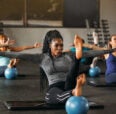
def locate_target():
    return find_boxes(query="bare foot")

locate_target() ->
[76,73,86,87]
[72,74,86,96]
[73,35,83,59]
[74,35,83,48]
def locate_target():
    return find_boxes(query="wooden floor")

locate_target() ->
[0,60,116,114]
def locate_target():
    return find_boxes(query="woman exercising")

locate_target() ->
[0,30,115,104]
[0,33,41,76]
[84,34,116,84]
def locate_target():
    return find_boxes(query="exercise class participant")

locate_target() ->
[41,30,86,104]
[85,34,116,84]
[0,33,41,76]
[105,35,116,83]
[0,30,115,104]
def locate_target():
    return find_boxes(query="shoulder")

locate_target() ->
[63,51,74,56]
[41,53,51,61]
[62,52,75,60]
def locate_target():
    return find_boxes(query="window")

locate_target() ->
[0,0,99,28]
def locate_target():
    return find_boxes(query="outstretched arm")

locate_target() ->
[9,42,42,52]
[0,51,43,63]
[82,48,116,58]
[83,43,106,50]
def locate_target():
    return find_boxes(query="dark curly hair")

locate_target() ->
[40,30,63,91]
[42,30,63,53]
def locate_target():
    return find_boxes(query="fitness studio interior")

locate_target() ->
[0,0,116,114]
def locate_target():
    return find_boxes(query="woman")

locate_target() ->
[84,34,116,84]
[0,33,41,76]
[0,30,115,104]
[41,30,86,104]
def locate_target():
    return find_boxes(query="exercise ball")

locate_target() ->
[4,67,18,79]
[95,66,101,74]
[65,96,89,114]
[89,66,101,77]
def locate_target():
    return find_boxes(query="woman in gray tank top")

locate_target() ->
[40,30,86,104]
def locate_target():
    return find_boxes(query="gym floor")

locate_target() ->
[0,60,116,114]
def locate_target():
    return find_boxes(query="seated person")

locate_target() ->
[0,33,41,76]
[84,34,116,84]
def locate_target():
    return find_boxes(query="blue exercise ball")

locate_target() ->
[95,66,101,74]
[4,67,18,79]
[89,66,101,77]
[65,96,89,114]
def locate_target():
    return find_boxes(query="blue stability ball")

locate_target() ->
[4,68,18,79]
[65,96,89,114]
[89,66,101,77]
[95,66,101,74]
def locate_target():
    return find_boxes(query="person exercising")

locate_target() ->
[84,34,116,84]
[0,30,115,104]
[0,33,41,76]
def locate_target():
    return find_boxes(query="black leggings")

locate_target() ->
[45,58,84,104]
[45,82,72,104]
[65,57,90,90]
[65,57,80,90]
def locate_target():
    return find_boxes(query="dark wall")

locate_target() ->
[63,0,100,28]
